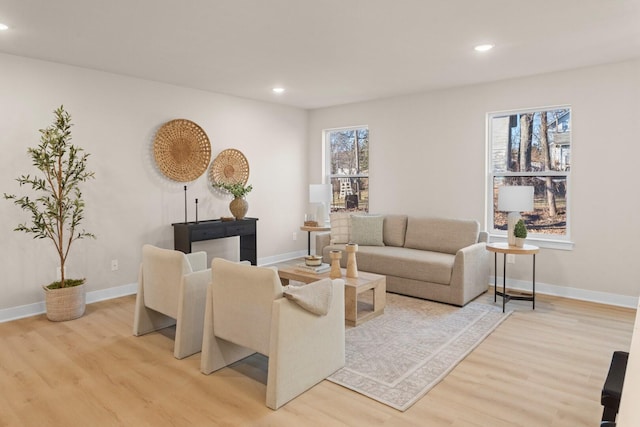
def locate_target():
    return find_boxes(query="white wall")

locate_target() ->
[0,53,309,311]
[309,59,640,304]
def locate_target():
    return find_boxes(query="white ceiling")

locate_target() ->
[0,0,639,109]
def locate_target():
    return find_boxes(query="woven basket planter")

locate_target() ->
[44,283,86,322]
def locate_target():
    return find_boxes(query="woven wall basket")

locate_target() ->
[44,283,86,322]
[153,119,211,182]
[209,148,250,185]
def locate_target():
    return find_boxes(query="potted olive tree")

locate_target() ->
[4,106,95,321]
[514,219,527,248]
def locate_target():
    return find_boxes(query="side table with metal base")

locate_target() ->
[486,242,540,312]
[300,225,331,255]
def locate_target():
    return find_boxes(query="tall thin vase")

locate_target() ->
[330,250,342,279]
[346,243,358,278]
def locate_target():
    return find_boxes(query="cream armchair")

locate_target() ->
[133,244,210,359]
[200,258,345,410]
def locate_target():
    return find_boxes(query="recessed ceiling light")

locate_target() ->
[0,23,9,31]
[474,44,494,52]
[272,87,285,94]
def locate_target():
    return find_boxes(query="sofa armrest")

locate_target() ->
[315,232,331,255]
[449,242,490,306]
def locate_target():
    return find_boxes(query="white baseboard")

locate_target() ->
[2,267,635,324]
[258,250,307,266]
[491,276,639,308]
[0,282,138,324]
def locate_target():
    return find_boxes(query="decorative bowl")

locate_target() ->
[305,255,323,267]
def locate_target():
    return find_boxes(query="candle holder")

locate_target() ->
[346,243,358,278]
[329,250,342,279]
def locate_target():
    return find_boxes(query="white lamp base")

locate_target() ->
[507,211,521,246]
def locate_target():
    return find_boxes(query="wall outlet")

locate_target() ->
[111,259,119,271]
[292,232,297,241]
[506,254,516,264]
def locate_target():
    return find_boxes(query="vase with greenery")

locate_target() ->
[4,106,95,321]
[514,218,527,247]
[213,182,252,219]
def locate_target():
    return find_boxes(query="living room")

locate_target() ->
[1,1,639,425]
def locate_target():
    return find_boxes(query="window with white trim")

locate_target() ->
[487,106,572,247]
[324,126,369,213]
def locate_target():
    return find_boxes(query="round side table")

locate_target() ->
[486,242,540,312]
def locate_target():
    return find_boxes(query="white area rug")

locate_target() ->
[327,293,511,411]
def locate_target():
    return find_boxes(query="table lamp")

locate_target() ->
[309,184,332,225]
[498,186,534,246]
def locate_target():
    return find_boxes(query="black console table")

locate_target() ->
[172,218,258,265]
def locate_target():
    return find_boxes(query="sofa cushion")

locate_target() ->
[354,245,455,285]
[330,212,351,244]
[350,215,385,246]
[404,218,479,255]
[383,215,408,247]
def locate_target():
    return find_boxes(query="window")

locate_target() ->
[487,106,572,248]
[324,126,369,213]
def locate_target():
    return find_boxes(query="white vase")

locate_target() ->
[515,237,525,248]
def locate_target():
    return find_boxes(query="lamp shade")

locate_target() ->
[498,186,534,212]
[309,184,332,203]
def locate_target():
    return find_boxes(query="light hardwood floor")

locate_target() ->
[0,291,634,426]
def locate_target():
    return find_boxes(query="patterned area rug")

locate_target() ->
[327,293,511,411]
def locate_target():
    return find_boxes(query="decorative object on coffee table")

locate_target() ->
[153,119,211,182]
[346,243,358,278]
[330,250,342,279]
[304,255,323,267]
[209,148,249,185]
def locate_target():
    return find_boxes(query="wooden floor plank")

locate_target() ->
[0,292,634,426]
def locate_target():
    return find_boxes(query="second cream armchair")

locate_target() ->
[200,258,346,409]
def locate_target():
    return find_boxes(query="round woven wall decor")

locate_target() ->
[209,148,250,185]
[153,119,211,182]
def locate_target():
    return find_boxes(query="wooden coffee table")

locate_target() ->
[277,262,386,327]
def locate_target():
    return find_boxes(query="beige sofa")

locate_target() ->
[317,215,490,306]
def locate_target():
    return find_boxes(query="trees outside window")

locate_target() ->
[488,107,571,243]
[324,126,369,213]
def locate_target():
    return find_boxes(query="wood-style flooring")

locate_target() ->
[0,291,634,426]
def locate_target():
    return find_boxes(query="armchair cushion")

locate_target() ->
[284,278,333,316]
